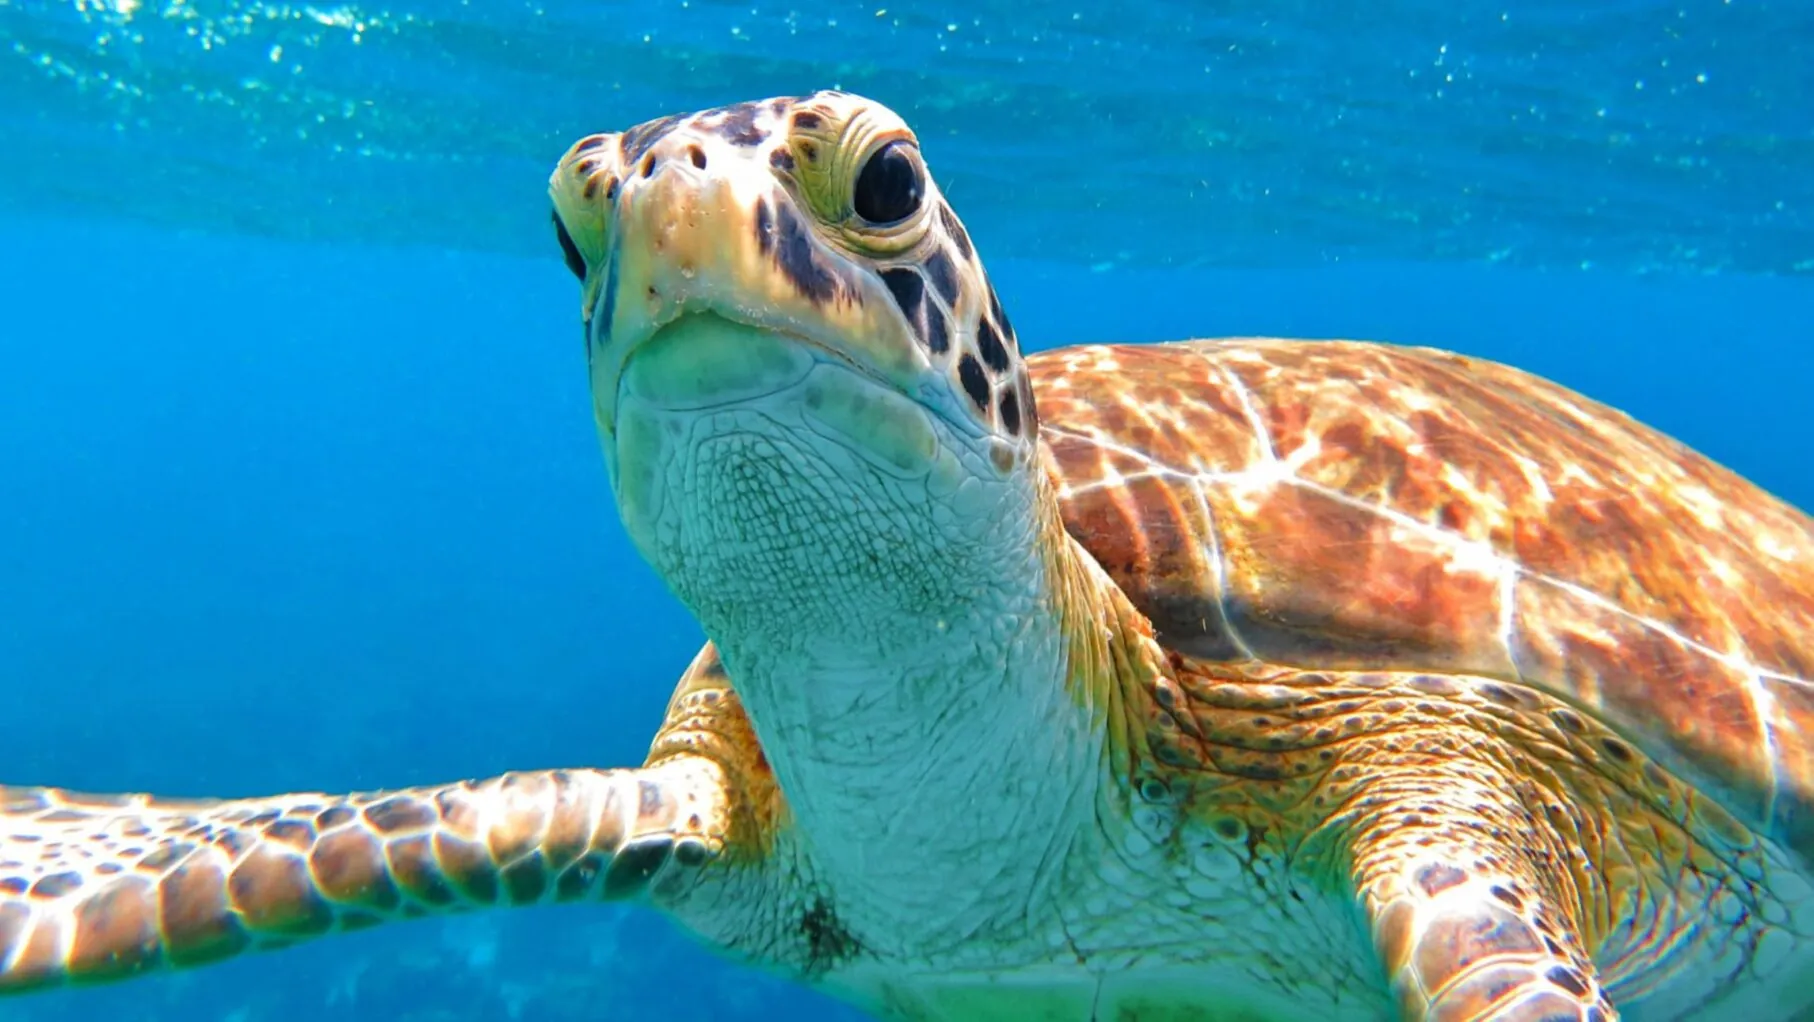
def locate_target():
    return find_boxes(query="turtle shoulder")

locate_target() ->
[1028,337,1814,848]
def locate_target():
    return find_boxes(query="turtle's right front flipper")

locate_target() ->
[0,757,730,993]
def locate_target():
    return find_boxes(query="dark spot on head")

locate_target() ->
[976,317,1010,373]
[1600,737,1634,764]
[686,144,707,169]
[770,147,795,173]
[1138,777,1168,803]
[712,101,767,146]
[996,389,1021,436]
[940,203,973,259]
[753,196,774,254]
[791,110,823,131]
[640,154,657,178]
[1543,935,1564,956]
[957,354,990,410]
[880,267,941,354]
[798,140,818,163]
[1490,884,1523,909]
[922,248,958,305]
[1212,817,1244,840]
[880,267,925,325]
[316,805,356,829]
[572,135,607,155]
[1546,965,1591,997]
[925,304,950,354]
[769,200,841,304]
[573,158,598,178]
[986,283,1013,340]
[1015,368,1038,434]
[618,113,684,165]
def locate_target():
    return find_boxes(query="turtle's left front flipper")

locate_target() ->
[1346,753,1619,1022]
[0,757,730,993]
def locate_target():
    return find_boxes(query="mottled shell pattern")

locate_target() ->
[1033,339,1814,857]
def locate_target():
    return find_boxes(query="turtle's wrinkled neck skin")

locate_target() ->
[549,92,1134,955]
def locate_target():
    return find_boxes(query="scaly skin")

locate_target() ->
[7,92,1814,1020]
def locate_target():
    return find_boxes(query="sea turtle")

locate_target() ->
[3,91,1813,1022]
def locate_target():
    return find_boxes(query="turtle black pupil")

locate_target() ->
[553,211,587,281]
[852,140,922,225]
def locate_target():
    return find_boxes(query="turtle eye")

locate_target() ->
[553,211,587,281]
[852,140,923,225]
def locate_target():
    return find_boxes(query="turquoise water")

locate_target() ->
[1,1,1811,1020]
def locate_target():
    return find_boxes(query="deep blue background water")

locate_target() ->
[2,0,1812,1019]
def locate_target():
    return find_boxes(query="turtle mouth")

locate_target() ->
[611,310,948,485]
[611,308,979,443]
[615,312,823,413]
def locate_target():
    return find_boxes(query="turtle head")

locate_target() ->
[549,92,1044,638]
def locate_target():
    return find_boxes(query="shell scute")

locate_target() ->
[1510,573,1773,822]
[1201,476,1512,677]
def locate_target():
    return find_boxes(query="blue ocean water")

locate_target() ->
[0,1,1810,1020]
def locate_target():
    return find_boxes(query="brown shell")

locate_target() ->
[1033,338,1814,849]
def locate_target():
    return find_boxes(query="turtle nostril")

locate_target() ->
[553,211,586,281]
